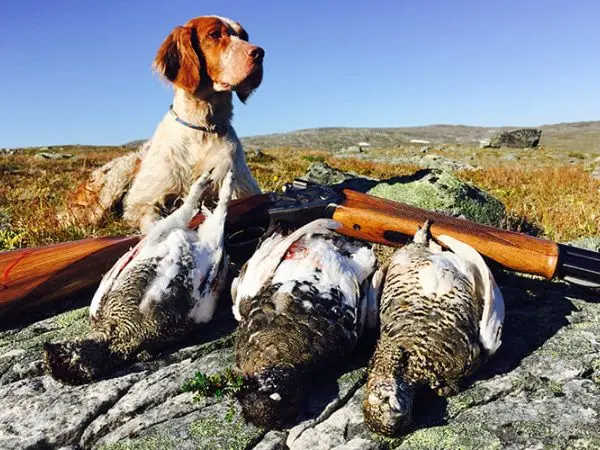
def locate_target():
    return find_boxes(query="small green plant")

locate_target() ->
[302,155,326,163]
[567,151,587,159]
[182,368,244,400]
[224,402,236,423]
[0,228,27,250]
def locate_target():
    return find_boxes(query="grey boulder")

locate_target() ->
[489,128,542,148]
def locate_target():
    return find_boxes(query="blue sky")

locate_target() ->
[1,0,599,148]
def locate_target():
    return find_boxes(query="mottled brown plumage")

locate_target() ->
[363,220,504,436]
[232,219,378,427]
[44,171,233,384]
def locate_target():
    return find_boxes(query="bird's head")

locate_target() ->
[363,378,414,436]
[236,366,301,428]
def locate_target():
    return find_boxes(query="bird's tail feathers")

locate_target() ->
[237,366,301,428]
[364,262,388,330]
[413,219,433,245]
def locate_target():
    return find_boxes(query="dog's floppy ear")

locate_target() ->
[153,26,202,93]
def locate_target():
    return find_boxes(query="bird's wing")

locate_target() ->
[231,218,341,321]
[139,229,192,315]
[89,236,149,317]
[364,262,388,330]
[436,234,505,354]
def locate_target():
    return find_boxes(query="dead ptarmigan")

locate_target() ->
[363,220,504,436]
[44,170,233,384]
[232,219,378,428]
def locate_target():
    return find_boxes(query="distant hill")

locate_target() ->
[239,121,600,152]
[122,139,146,149]
[121,121,600,152]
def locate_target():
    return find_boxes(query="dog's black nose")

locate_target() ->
[249,47,265,61]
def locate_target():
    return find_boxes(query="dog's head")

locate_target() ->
[154,16,264,103]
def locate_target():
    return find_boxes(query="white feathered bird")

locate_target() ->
[44,170,233,384]
[363,220,504,436]
[231,218,379,428]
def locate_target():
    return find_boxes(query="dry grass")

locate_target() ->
[458,166,600,242]
[0,146,598,251]
[0,148,135,249]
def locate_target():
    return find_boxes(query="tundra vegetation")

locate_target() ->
[0,141,599,251]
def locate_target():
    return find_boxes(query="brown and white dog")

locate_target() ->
[63,16,264,232]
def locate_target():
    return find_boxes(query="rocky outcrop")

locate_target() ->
[35,152,74,160]
[334,152,477,172]
[0,166,599,449]
[489,128,542,148]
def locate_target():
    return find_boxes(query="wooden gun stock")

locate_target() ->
[0,236,140,320]
[331,189,560,279]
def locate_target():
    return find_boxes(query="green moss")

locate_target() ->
[193,333,235,359]
[302,155,326,163]
[398,423,502,450]
[98,433,181,450]
[188,408,260,450]
[338,367,367,388]
[509,373,566,399]
[368,170,505,226]
[55,307,89,328]
[0,307,90,353]
[370,432,404,449]
[446,385,494,419]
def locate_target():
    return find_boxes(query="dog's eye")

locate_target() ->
[208,30,221,39]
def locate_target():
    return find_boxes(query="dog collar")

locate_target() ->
[169,105,222,133]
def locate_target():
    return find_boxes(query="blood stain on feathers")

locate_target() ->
[363,220,504,436]
[44,170,234,385]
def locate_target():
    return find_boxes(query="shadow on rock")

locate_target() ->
[293,334,376,425]
[474,271,594,381]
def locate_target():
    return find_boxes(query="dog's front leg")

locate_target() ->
[123,163,175,233]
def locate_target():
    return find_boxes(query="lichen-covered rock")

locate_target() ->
[0,372,143,449]
[567,236,600,252]
[367,170,505,226]
[288,387,371,450]
[304,162,377,187]
[489,128,542,148]
[252,430,288,450]
[303,163,506,226]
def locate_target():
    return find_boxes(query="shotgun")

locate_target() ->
[1,179,599,321]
